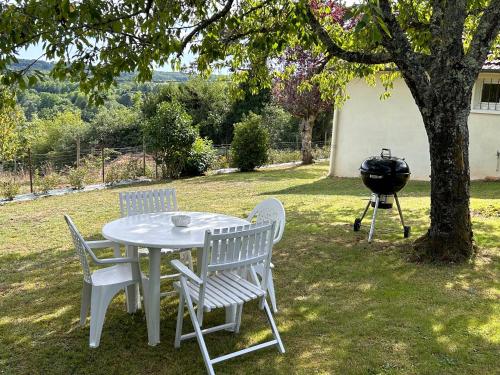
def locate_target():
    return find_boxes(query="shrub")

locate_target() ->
[267,149,301,164]
[1,180,20,200]
[312,145,330,160]
[104,163,122,185]
[211,154,230,170]
[104,155,144,184]
[230,112,269,171]
[68,167,87,189]
[143,101,196,179]
[182,137,217,176]
[34,168,60,194]
[123,157,143,180]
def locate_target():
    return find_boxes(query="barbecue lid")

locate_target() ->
[360,149,410,175]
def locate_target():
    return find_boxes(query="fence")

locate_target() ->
[0,141,330,197]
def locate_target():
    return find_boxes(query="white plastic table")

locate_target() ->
[102,211,249,346]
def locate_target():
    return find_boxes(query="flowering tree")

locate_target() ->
[273,48,331,164]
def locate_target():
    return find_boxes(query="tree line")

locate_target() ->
[1,67,333,172]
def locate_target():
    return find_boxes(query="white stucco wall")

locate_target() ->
[332,74,500,180]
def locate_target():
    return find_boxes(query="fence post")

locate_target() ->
[76,137,81,168]
[28,148,33,194]
[142,139,146,176]
[101,148,105,183]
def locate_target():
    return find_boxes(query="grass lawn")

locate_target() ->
[0,162,498,375]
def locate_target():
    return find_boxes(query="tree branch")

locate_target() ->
[178,0,235,56]
[466,0,500,73]
[443,0,467,57]
[377,0,433,113]
[222,26,278,43]
[304,6,393,64]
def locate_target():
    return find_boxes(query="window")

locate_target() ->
[479,80,500,111]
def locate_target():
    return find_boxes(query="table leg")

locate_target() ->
[146,247,161,346]
[125,245,140,313]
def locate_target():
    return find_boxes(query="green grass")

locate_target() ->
[0,162,498,375]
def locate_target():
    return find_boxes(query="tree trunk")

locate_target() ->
[413,88,475,262]
[300,115,315,164]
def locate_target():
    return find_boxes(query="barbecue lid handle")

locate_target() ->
[380,148,391,159]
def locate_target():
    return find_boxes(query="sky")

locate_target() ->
[17,44,194,72]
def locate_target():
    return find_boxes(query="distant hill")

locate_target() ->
[10,59,55,72]
[10,59,194,83]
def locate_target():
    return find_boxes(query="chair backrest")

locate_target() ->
[64,215,93,284]
[196,222,275,323]
[247,198,285,244]
[119,188,177,217]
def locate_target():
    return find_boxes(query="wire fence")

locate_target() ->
[0,141,330,197]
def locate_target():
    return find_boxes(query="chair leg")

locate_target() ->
[174,292,185,348]
[267,268,278,313]
[234,304,243,334]
[263,300,285,354]
[225,304,238,332]
[180,278,214,375]
[125,283,140,314]
[80,281,92,326]
[89,286,119,348]
[126,246,141,312]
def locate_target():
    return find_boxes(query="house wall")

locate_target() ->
[332,74,500,180]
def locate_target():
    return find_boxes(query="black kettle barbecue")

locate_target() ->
[353,148,411,242]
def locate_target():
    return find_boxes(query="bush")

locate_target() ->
[67,167,87,189]
[104,163,122,185]
[182,137,217,176]
[312,145,330,160]
[104,155,144,184]
[34,167,60,194]
[268,149,301,164]
[230,112,269,171]
[123,157,143,180]
[143,101,196,179]
[1,180,20,200]
[211,154,230,170]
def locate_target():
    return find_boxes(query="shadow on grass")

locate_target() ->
[260,176,431,197]
[261,175,500,200]
[2,210,498,374]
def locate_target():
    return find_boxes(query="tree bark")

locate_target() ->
[413,82,475,262]
[300,115,315,164]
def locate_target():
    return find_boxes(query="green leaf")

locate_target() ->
[376,16,391,37]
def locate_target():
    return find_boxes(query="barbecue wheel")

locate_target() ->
[353,218,362,231]
[404,226,411,238]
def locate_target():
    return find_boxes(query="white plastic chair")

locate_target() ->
[119,188,193,297]
[64,215,142,348]
[247,198,285,313]
[172,222,285,375]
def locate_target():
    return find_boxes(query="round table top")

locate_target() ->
[102,211,250,249]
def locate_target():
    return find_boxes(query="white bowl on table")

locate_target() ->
[171,214,191,227]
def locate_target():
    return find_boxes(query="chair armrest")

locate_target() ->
[86,240,121,257]
[171,259,203,284]
[87,240,118,249]
[94,257,139,265]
